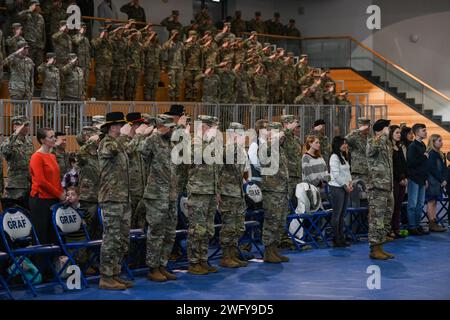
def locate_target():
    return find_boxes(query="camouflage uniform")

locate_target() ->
[266,57,283,104]
[281,59,296,104]
[0,118,34,203]
[186,117,220,265]
[295,63,313,87]
[72,28,91,92]
[91,34,113,100]
[231,15,247,37]
[76,133,101,239]
[260,123,290,247]
[142,39,162,101]
[281,117,303,196]
[201,40,219,69]
[247,18,267,35]
[162,35,185,101]
[184,34,202,101]
[250,71,268,104]
[98,133,132,278]
[124,39,142,101]
[61,56,84,132]
[366,133,394,246]
[6,33,26,55]
[0,30,4,82]
[197,71,220,104]
[38,57,60,127]
[110,33,127,100]
[18,8,46,71]
[345,127,369,186]
[160,13,183,33]
[234,68,250,103]
[51,25,72,66]
[46,3,67,44]
[218,65,236,104]
[4,48,34,114]
[138,116,178,269]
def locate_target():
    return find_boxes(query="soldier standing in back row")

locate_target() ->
[98,111,134,291]
[142,31,162,101]
[184,30,202,101]
[125,31,142,101]
[247,12,267,36]
[366,119,395,261]
[197,67,220,104]
[72,22,91,93]
[231,11,246,37]
[6,23,25,55]
[162,30,185,101]
[91,27,113,100]
[109,26,127,101]
[38,52,60,127]
[0,116,34,209]
[160,10,183,34]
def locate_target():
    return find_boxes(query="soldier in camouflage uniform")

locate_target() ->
[247,12,267,36]
[6,23,26,55]
[281,115,303,198]
[265,51,283,104]
[250,64,268,104]
[0,116,34,209]
[214,22,235,46]
[322,81,336,105]
[218,60,236,104]
[345,118,371,186]
[184,30,202,101]
[18,0,46,78]
[281,52,297,104]
[245,31,263,51]
[53,131,70,179]
[231,11,246,37]
[295,54,314,88]
[201,31,219,69]
[233,63,250,104]
[4,41,34,114]
[366,119,395,260]
[162,30,185,101]
[308,119,331,166]
[91,27,113,100]
[46,0,67,50]
[233,38,246,65]
[61,53,84,132]
[265,12,284,36]
[142,32,162,101]
[186,115,221,275]
[194,4,210,35]
[160,10,183,34]
[335,89,352,134]
[98,111,134,291]
[124,31,142,101]
[108,26,127,100]
[138,114,179,282]
[76,125,102,240]
[38,52,60,127]
[218,122,249,268]
[197,67,220,104]
[72,22,91,93]
[260,122,291,263]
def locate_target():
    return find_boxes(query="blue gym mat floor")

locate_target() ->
[4,231,450,300]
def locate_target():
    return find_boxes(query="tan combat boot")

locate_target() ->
[188,263,208,275]
[263,245,282,263]
[275,247,290,262]
[380,245,395,259]
[200,261,218,273]
[159,266,177,280]
[147,267,168,282]
[113,276,134,288]
[99,276,127,290]
[429,220,447,232]
[231,247,248,267]
[220,247,240,268]
[369,245,389,260]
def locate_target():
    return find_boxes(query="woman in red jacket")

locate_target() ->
[29,127,66,246]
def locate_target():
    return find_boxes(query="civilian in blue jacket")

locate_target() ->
[406,124,429,235]
[425,134,447,232]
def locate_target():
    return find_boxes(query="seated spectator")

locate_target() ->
[302,135,330,190]
[62,156,79,189]
[425,134,447,232]
[329,136,352,247]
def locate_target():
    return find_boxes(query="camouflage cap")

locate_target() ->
[172,10,179,16]
[229,122,245,130]
[287,51,294,57]
[300,54,308,59]
[142,113,156,126]
[357,118,371,126]
[17,41,29,49]
[80,22,87,28]
[280,115,297,123]
[46,52,56,59]
[68,53,78,60]
[92,115,106,124]
[188,30,197,36]
[250,31,257,36]
[224,22,231,26]
[81,126,100,136]
[12,23,22,28]
[59,20,67,27]
[197,115,218,126]
[325,81,334,86]
[339,89,349,95]
[155,114,176,127]
[30,0,40,5]
[11,115,30,125]
[268,122,282,130]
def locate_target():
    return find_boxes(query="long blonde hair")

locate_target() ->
[303,135,322,158]
[427,134,445,160]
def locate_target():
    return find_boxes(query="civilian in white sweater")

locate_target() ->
[329,136,353,247]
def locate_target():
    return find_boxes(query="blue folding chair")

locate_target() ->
[0,207,65,297]
[238,209,264,259]
[0,251,13,300]
[52,204,102,288]
[97,206,136,280]
[344,207,369,242]
[421,193,449,225]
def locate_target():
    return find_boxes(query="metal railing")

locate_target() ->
[0,99,387,152]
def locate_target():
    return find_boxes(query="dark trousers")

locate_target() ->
[392,181,406,233]
[29,196,59,278]
[330,185,349,243]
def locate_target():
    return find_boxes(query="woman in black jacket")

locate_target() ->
[390,125,408,238]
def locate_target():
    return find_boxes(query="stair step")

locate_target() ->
[424,109,434,118]
[359,70,373,78]
[371,76,381,83]
[397,92,406,99]
[388,86,398,94]
[441,122,450,131]
[414,104,424,112]
[379,81,389,88]
[432,115,442,123]
[405,98,415,105]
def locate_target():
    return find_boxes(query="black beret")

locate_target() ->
[314,119,326,127]
[372,119,391,132]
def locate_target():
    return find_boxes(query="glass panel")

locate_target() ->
[423,88,450,122]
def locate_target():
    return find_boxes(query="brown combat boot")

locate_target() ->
[263,245,282,263]
[231,247,248,267]
[159,266,177,280]
[429,220,447,232]
[275,248,290,262]
[188,263,208,275]
[380,245,395,259]
[147,267,168,282]
[99,276,127,290]
[369,245,389,260]
[201,261,218,273]
[220,247,240,268]
[113,276,134,288]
